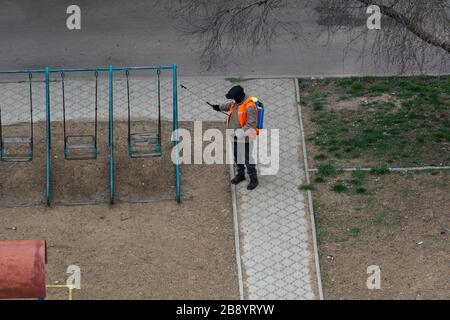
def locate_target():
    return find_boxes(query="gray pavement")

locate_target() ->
[233,79,317,299]
[0,0,400,77]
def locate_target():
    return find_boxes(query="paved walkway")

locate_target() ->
[177,77,320,299]
[0,76,320,299]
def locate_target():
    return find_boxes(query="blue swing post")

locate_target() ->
[45,67,52,206]
[172,64,181,203]
[108,65,115,205]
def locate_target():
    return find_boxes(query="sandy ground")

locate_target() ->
[0,120,239,299]
[314,171,450,300]
[299,80,450,299]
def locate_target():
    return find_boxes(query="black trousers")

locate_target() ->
[233,141,257,180]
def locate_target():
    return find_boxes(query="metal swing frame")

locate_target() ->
[61,70,99,161]
[0,64,181,207]
[126,68,162,158]
[0,72,34,162]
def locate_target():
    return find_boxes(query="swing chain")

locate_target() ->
[61,70,66,150]
[29,71,34,148]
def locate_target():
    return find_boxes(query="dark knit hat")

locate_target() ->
[225,85,245,104]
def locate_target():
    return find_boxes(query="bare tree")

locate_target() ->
[318,0,450,73]
[167,0,450,73]
[165,0,298,69]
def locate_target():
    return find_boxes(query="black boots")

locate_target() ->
[247,164,258,190]
[231,166,258,190]
[247,177,258,190]
[232,163,258,190]
[247,169,258,190]
[231,174,246,185]
[230,174,258,190]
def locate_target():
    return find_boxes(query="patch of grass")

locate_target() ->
[347,82,365,97]
[299,184,315,191]
[299,79,312,91]
[367,81,391,97]
[304,89,327,111]
[225,77,243,84]
[370,166,390,175]
[303,75,450,166]
[331,181,349,193]
[355,187,368,194]
[314,154,328,161]
[349,227,361,237]
[352,169,365,178]
[318,163,339,177]
[338,170,370,194]
[335,77,359,88]
[349,178,363,186]
[314,176,326,183]
[350,169,365,186]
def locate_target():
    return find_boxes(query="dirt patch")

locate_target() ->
[329,93,395,112]
[0,121,239,299]
[314,171,450,299]
[0,120,205,205]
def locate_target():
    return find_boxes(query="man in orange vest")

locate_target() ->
[211,85,258,190]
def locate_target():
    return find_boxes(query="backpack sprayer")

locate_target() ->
[180,84,265,131]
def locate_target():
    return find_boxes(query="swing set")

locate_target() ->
[0,65,181,207]
[0,72,34,162]
[126,68,163,158]
[61,69,99,160]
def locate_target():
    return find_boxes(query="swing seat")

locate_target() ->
[64,135,97,160]
[129,132,161,158]
[1,136,33,162]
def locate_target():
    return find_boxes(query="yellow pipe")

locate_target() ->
[46,285,71,288]
[45,284,76,300]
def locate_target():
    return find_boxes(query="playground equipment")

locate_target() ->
[0,65,181,207]
[0,72,34,162]
[0,240,75,300]
[0,240,46,299]
[126,68,162,158]
[60,70,99,160]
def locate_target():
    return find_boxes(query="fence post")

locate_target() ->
[45,67,51,206]
[108,65,115,204]
[172,64,181,203]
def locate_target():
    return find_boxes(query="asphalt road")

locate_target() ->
[0,0,446,76]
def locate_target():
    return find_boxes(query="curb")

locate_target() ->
[294,78,324,300]
[229,161,245,300]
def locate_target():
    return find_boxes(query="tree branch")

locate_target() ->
[357,0,450,54]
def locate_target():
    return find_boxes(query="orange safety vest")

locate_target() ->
[228,97,260,136]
